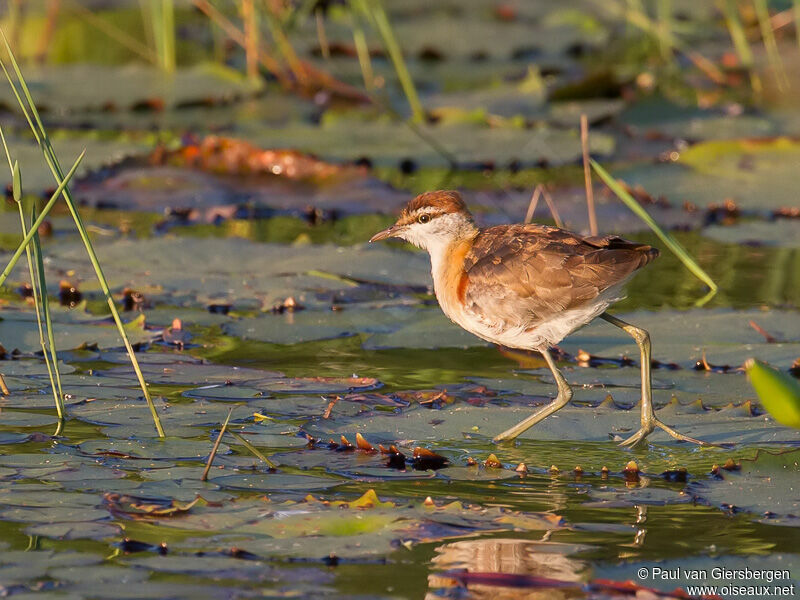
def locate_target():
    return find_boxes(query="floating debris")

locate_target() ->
[412,447,448,470]
[59,280,82,307]
[484,454,502,468]
[661,468,689,483]
[355,432,375,452]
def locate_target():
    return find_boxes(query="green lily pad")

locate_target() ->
[616,138,800,210]
[79,438,230,460]
[26,521,122,540]
[703,220,800,248]
[211,472,343,492]
[688,449,800,521]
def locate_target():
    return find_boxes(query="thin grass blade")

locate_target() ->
[1,33,164,437]
[15,178,63,417]
[720,0,762,93]
[754,0,789,90]
[31,203,64,406]
[354,0,424,121]
[590,159,717,296]
[229,432,277,469]
[202,408,233,481]
[0,149,85,289]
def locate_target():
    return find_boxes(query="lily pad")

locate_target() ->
[688,449,800,521]
[26,521,122,540]
[211,472,343,492]
[703,220,800,248]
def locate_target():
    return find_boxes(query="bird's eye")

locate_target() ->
[417,214,431,224]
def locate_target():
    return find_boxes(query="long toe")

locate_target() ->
[653,419,710,446]
[618,427,651,447]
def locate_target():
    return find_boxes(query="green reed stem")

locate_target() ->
[229,431,277,469]
[0,150,84,290]
[0,129,63,417]
[590,159,718,301]
[656,0,674,63]
[201,408,233,481]
[795,0,800,53]
[720,0,762,94]
[350,15,374,90]
[31,203,64,406]
[150,0,176,72]
[0,32,165,437]
[352,0,424,122]
[754,0,788,90]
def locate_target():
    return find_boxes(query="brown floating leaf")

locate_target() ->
[722,458,740,471]
[548,465,560,474]
[122,288,145,311]
[466,457,478,467]
[573,466,584,476]
[600,466,609,479]
[791,358,800,378]
[273,296,303,314]
[749,320,779,343]
[412,447,448,470]
[623,460,640,482]
[59,280,82,308]
[322,396,340,419]
[385,448,406,470]
[355,432,375,452]
[662,468,688,483]
[576,349,591,366]
[338,435,354,451]
[103,493,203,518]
[156,136,362,181]
[515,463,528,474]
[163,318,191,347]
[484,454,502,469]
[423,496,435,507]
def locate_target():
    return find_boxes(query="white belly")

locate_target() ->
[439,283,626,351]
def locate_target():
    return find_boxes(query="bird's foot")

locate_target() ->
[619,418,709,447]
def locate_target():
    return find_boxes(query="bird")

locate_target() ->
[370,190,705,446]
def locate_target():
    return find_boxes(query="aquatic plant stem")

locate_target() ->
[754,0,789,91]
[524,185,542,224]
[720,0,762,95]
[25,205,63,417]
[350,15,374,90]
[0,32,165,437]
[31,204,64,406]
[202,408,233,481]
[540,186,563,229]
[597,0,726,85]
[590,159,717,300]
[229,432,277,469]
[242,0,260,81]
[0,130,64,417]
[795,0,800,53]
[580,114,598,236]
[65,0,158,64]
[352,0,424,122]
[0,150,85,288]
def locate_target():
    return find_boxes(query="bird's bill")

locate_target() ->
[369,224,403,242]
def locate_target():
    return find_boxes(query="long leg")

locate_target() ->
[600,313,707,446]
[493,348,573,443]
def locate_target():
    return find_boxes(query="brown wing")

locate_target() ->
[461,224,658,326]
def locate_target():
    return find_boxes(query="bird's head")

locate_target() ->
[369,190,478,252]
